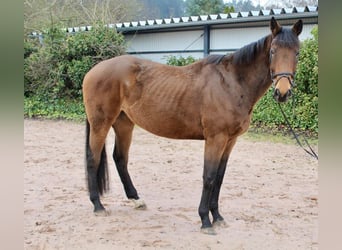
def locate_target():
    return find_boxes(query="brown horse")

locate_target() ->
[82,17,303,235]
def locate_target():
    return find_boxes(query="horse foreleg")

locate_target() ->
[210,138,237,228]
[209,154,228,227]
[199,134,228,235]
[112,112,146,210]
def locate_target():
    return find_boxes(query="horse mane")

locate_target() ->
[203,54,226,65]
[200,36,271,67]
[232,36,270,65]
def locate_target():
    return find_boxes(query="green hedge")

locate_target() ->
[24,96,85,121]
[164,55,197,66]
[24,23,126,100]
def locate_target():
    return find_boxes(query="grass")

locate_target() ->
[242,126,318,146]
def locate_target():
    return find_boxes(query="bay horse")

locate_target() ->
[82,17,303,235]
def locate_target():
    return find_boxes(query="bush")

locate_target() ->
[165,55,197,66]
[24,96,85,121]
[24,23,126,100]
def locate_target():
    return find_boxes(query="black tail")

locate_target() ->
[85,118,109,195]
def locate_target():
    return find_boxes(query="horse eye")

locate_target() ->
[270,49,275,60]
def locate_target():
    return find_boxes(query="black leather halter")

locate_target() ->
[270,72,296,87]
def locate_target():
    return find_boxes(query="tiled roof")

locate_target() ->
[113,6,317,30]
[30,5,318,35]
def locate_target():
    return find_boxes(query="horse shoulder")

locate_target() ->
[199,64,253,138]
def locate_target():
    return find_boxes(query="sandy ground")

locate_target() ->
[24,119,318,250]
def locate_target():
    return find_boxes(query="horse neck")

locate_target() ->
[232,35,273,108]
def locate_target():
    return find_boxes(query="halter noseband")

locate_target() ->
[270,71,296,87]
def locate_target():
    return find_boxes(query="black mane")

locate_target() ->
[232,36,269,65]
[204,54,226,65]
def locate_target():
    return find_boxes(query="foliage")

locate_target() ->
[24,0,140,35]
[223,5,235,14]
[267,0,318,9]
[185,0,225,16]
[24,22,126,100]
[229,0,261,12]
[165,55,197,66]
[24,96,85,121]
[295,25,318,97]
[136,0,185,19]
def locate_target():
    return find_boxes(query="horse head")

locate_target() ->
[269,17,303,103]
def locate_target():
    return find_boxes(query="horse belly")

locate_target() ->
[123,105,204,140]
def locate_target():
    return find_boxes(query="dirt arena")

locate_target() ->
[24,119,318,249]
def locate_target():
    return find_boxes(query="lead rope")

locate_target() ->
[277,102,318,160]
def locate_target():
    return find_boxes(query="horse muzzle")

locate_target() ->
[273,87,292,103]
[271,72,295,103]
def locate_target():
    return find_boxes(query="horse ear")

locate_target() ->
[292,19,303,36]
[270,16,282,36]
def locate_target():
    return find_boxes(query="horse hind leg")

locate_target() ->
[85,118,113,216]
[112,112,146,210]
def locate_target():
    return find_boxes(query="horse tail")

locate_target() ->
[85,118,109,195]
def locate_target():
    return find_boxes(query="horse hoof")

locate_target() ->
[200,227,217,235]
[213,219,228,228]
[94,209,111,217]
[130,199,147,210]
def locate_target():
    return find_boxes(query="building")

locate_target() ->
[115,6,318,63]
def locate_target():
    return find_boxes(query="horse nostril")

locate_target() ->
[274,89,280,97]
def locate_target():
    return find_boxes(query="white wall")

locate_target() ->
[125,30,203,53]
[211,27,269,52]
[124,23,316,63]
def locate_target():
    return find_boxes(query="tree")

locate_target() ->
[135,0,185,19]
[24,0,140,35]
[265,0,318,8]
[223,5,235,14]
[185,0,225,16]
[229,0,260,12]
